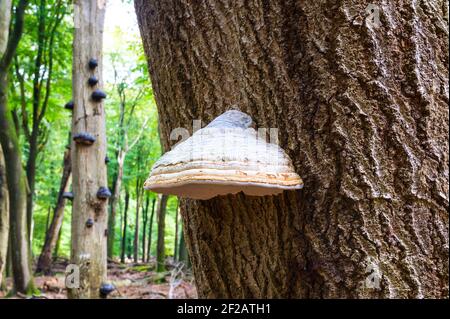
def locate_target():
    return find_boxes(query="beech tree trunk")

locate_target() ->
[156,195,168,272]
[36,147,71,274]
[0,144,8,284]
[69,0,107,299]
[0,0,11,286]
[0,0,33,294]
[135,0,449,298]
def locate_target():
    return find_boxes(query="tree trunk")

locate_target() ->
[174,202,179,260]
[156,195,168,272]
[178,228,189,267]
[146,197,156,262]
[107,149,124,258]
[133,178,142,263]
[120,190,130,264]
[68,0,107,299]
[0,0,11,286]
[0,144,8,285]
[0,0,33,295]
[135,0,449,298]
[141,193,149,262]
[36,147,71,274]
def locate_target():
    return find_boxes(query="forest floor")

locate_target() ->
[0,258,197,299]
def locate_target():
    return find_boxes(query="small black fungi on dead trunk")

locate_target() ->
[88,58,98,70]
[65,101,74,110]
[85,218,94,228]
[91,89,107,102]
[73,132,96,145]
[88,76,99,86]
[97,186,112,200]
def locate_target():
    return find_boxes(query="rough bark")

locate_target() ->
[36,147,71,274]
[156,195,168,272]
[68,0,107,299]
[135,0,449,298]
[0,144,8,285]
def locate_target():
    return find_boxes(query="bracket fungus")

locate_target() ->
[96,186,112,200]
[144,110,303,200]
[91,89,107,102]
[85,218,94,228]
[62,192,74,200]
[88,76,99,86]
[99,283,115,298]
[64,101,74,110]
[73,132,96,145]
[88,58,98,70]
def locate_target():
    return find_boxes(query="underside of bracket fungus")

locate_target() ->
[144,110,303,200]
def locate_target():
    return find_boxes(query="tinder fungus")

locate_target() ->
[144,110,303,200]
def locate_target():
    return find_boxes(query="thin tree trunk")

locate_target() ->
[146,198,156,262]
[53,226,62,260]
[156,195,168,272]
[0,0,33,295]
[141,193,149,262]
[68,0,107,299]
[174,202,179,260]
[107,150,124,258]
[0,144,8,285]
[135,0,449,298]
[36,148,71,274]
[0,0,9,278]
[0,2,10,283]
[133,178,142,263]
[178,229,189,267]
[120,190,130,264]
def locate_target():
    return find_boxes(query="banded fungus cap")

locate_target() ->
[144,110,303,200]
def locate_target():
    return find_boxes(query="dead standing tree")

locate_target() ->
[68,0,109,299]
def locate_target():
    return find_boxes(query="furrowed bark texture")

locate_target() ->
[135,0,449,298]
[36,147,71,274]
[69,0,107,299]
